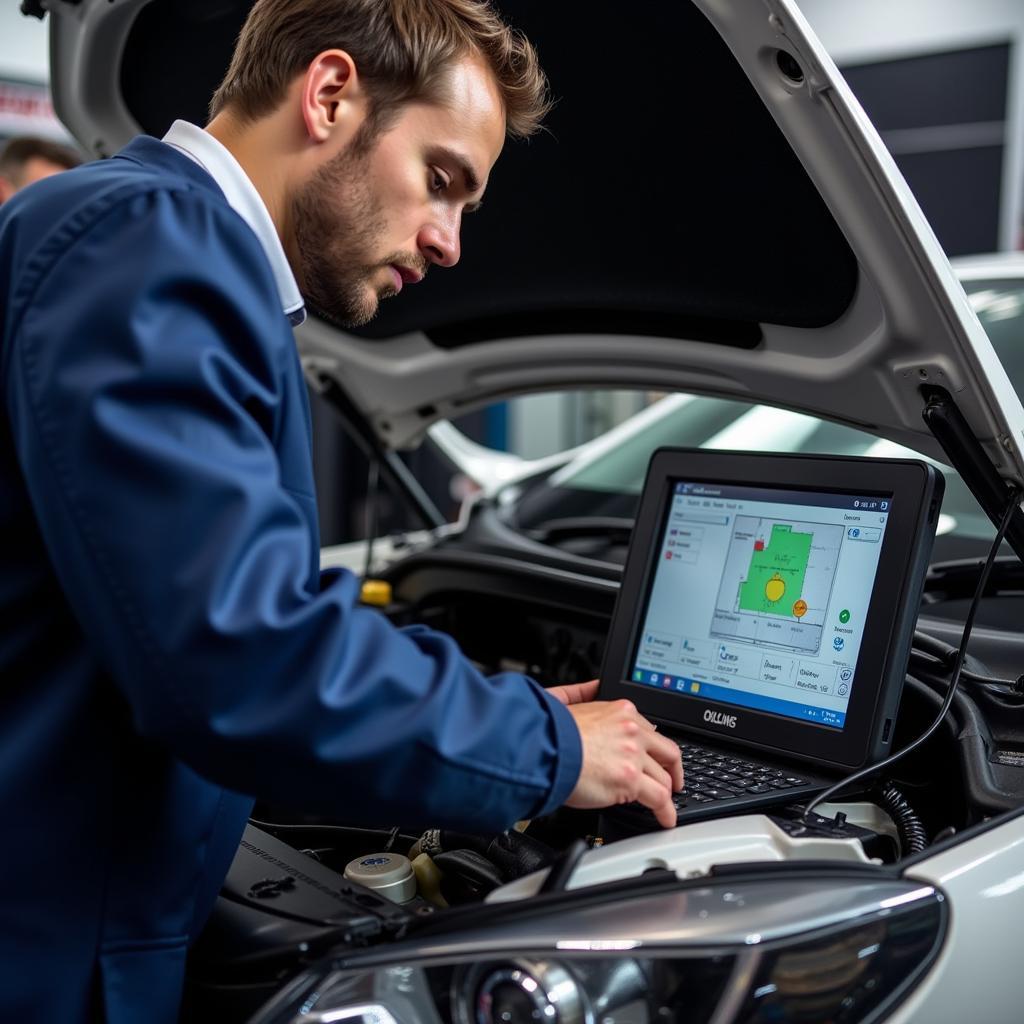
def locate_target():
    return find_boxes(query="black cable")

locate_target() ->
[911,662,1024,712]
[538,838,588,894]
[908,654,1024,707]
[912,630,959,663]
[903,675,965,736]
[804,486,1023,822]
[910,638,1024,709]
[382,825,401,853]
[248,818,408,846]
[909,649,1015,688]
[873,782,928,855]
[363,458,381,580]
[910,631,1020,691]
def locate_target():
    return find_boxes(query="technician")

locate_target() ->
[0,1,682,1020]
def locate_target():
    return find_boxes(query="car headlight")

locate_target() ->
[249,874,945,1024]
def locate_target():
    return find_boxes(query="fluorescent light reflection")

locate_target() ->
[556,939,641,951]
[321,1006,398,1024]
[879,887,934,909]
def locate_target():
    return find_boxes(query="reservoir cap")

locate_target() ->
[344,852,416,903]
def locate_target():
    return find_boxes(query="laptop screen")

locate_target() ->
[628,479,894,731]
[602,449,941,771]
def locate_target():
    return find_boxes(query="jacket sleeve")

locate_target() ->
[4,186,581,831]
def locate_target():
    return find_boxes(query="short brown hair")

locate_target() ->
[209,0,550,140]
[0,136,82,185]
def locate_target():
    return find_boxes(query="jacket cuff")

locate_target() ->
[530,687,583,818]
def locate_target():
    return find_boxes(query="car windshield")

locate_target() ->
[505,274,1024,560]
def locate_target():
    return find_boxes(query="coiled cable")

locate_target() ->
[874,782,928,855]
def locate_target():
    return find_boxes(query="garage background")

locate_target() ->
[2,0,1024,540]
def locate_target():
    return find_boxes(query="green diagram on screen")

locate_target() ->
[737,523,813,617]
[711,514,844,653]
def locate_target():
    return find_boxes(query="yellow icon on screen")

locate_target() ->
[690,682,701,693]
[764,573,786,603]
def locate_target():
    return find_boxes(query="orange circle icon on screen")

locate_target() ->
[793,599,808,618]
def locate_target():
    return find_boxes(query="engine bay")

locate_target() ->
[182,544,1024,1022]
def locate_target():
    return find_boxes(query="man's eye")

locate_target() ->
[429,169,448,193]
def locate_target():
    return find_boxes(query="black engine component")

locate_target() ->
[182,825,416,1023]
[415,826,558,902]
[433,849,506,903]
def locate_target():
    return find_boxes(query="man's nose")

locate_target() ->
[418,217,461,268]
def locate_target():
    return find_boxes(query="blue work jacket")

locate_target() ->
[0,137,581,1023]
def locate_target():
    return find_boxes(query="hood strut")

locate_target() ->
[923,386,1024,561]
[311,374,446,532]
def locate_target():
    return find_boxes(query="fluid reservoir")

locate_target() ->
[343,852,417,904]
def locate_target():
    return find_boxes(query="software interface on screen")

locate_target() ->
[629,480,893,730]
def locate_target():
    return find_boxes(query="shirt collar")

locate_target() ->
[162,119,306,326]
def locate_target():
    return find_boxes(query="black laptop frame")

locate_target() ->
[599,448,943,773]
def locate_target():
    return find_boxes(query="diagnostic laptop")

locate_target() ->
[599,448,944,828]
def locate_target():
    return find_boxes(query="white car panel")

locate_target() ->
[889,814,1024,1022]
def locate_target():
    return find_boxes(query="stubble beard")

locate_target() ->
[291,145,394,329]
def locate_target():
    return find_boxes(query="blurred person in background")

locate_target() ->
[0,135,81,203]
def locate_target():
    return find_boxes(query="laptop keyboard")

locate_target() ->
[676,740,810,807]
[608,738,822,829]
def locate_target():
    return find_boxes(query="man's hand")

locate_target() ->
[563,697,684,828]
[547,679,600,706]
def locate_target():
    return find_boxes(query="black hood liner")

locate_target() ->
[121,0,250,141]
[121,0,858,344]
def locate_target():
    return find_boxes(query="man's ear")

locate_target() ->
[0,176,16,203]
[300,49,367,145]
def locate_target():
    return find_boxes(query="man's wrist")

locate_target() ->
[530,686,584,818]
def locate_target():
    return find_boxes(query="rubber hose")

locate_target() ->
[414,828,555,881]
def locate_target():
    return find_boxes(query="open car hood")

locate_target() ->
[46,0,1024,484]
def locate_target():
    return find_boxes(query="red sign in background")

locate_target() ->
[0,78,69,142]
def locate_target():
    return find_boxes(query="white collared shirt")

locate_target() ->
[162,119,306,326]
